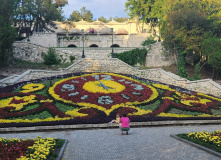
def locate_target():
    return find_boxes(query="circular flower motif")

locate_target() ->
[49,73,159,115]
[21,83,45,93]
[83,80,125,93]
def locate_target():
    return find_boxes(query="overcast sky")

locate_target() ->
[63,0,128,20]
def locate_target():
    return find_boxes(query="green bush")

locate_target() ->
[43,48,60,65]
[141,36,157,46]
[177,53,188,78]
[188,62,201,81]
[70,55,75,62]
[114,48,149,66]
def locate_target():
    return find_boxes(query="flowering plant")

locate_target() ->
[0,72,220,127]
[177,130,221,153]
[0,136,63,160]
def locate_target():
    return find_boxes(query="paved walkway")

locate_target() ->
[1,125,221,160]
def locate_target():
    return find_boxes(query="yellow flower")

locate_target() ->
[0,95,37,110]
[83,80,125,94]
[20,83,45,93]
[49,73,159,116]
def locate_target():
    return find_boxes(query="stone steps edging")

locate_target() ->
[1,120,221,133]
[57,139,68,160]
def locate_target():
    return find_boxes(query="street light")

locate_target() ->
[111,28,114,58]
[158,18,161,42]
[27,28,30,42]
[81,29,85,58]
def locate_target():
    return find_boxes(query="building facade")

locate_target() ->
[26,19,158,48]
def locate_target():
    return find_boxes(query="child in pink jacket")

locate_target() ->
[120,113,130,135]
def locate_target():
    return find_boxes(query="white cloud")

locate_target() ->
[63,0,128,19]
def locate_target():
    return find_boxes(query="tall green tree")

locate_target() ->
[54,0,68,8]
[201,37,221,78]
[161,0,221,78]
[69,7,93,22]
[125,0,163,33]
[125,0,150,33]
[0,0,17,66]
[14,0,67,36]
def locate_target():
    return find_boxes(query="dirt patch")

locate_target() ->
[0,67,28,80]
[162,64,219,80]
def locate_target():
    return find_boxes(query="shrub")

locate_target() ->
[188,62,201,81]
[141,36,157,46]
[70,55,75,62]
[177,53,188,78]
[43,48,60,65]
[114,48,149,66]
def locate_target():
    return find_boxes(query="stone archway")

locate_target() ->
[110,44,120,47]
[89,44,99,47]
[67,44,77,47]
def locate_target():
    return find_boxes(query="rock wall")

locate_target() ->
[145,42,175,67]
[13,42,175,67]
[24,33,57,47]
[13,42,72,63]
[55,47,137,59]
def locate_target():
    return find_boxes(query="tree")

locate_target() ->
[0,0,17,66]
[54,0,68,8]
[43,48,60,65]
[13,0,67,36]
[98,16,108,23]
[201,37,221,78]
[161,0,221,79]
[69,7,93,22]
[109,16,128,22]
[125,0,161,33]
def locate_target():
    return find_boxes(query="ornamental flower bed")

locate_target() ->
[0,72,221,127]
[0,136,65,160]
[177,130,221,154]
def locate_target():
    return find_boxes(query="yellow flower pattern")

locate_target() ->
[0,95,37,110]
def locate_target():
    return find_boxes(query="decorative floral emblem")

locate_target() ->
[0,72,221,127]
[21,83,45,93]
[0,95,37,110]
[49,73,158,115]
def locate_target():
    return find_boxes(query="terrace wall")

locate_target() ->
[13,42,175,67]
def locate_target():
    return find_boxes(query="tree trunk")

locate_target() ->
[216,70,218,80]
[142,19,145,33]
[135,15,140,33]
[151,25,155,36]
[212,67,215,79]
[173,43,178,65]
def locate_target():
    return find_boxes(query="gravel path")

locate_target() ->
[1,125,221,160]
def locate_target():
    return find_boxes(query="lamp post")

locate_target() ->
[27,28,30,42]
[111,28,114,58]
[81,29,85,58]
[158,18,161,42]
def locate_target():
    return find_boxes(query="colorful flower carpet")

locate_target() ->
[0,72,221,128]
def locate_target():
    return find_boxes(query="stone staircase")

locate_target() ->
[0,58,221,97]
[0,74,20,87]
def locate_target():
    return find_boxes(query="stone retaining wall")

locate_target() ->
[13,41,175,67]
[54,47,136,59]
[23,33,57,47]
[13,42,74,63]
